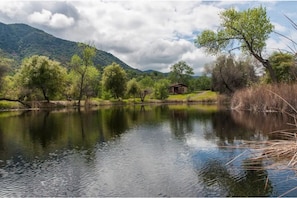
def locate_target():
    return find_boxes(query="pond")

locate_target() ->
[0,104,296,197]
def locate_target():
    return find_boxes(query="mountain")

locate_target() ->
[0,22,141,72]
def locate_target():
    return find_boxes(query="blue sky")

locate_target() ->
[0,1,296,75]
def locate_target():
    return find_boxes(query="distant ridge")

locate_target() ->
[0,22,140,72]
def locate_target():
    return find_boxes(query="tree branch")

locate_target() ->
[0,98,31,108]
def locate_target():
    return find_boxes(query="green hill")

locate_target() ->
[0,22,140,72]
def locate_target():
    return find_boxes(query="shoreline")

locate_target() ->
[0,99,220,111]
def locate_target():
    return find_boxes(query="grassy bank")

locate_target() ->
[0,91,219,110]
[166,91,218,103]
[231,83,297,113]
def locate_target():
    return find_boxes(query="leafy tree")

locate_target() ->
[139,76,154,88]
[195,7,276,82]
[266,52,296,83]
[102,62,127,99]
[190,75,212,91]
[68,66,100,100]
[209,55,257,94]
[17,55,67,102]
[138,76,154,102]
[70,43,96,106]
[169,61,194,85]
[0,57,12,91]
[154,79,170,100]
[126,78,140,101]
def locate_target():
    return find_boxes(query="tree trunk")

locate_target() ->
[263,60,277,83]
[0,98,31,108]
[41,87,50,103]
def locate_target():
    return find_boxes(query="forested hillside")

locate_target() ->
[0,22,140,72]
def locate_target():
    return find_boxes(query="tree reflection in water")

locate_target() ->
[0,105,295,196]
[195,157,272,196]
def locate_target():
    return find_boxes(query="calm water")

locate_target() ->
[0,105,296,197]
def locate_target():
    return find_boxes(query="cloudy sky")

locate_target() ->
[0,1,296,75]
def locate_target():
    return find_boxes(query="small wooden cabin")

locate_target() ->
[169,83,188,94]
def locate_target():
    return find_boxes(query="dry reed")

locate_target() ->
[231,83,297,113]
[228,84,297,196]
[225,131,297,196]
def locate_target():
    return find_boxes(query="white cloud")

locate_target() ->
[49,13,74,28]
[58,1,222,74]
[0,1,296,75]
[28,9,74,29]
[28,9,51,24]
[272,22,287,33]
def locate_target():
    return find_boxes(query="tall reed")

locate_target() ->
[229,83,297,196]
[231,83,297,113]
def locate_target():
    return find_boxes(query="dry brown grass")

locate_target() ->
[242,131,297,167]
[231,83,297,113]
[226,131,297,196]
[229,85,297,196]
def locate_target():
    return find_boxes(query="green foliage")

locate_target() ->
[138,76,154,89]
[0,76,18,98]
[195,6,276,82]
[169,61,194,85]
[126,78,140,99]
[190,75,212,91]
[209,55,257,94]
[0,57,13,92]
[196,7,273,54]
[102,62,127,99]
[70,44,98,105]
[17,55,67,101]
[154,79,170,100]
[67,66,100,99]
[266,52,296,83]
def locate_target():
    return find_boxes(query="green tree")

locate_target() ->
[195,7,276,82]
[190,75,212,91]
[154,79,170,100]
[102,63,127,99]
[266,52,296,83]
[68,66,100,100]
[17,55,67,102]
[209,55,257,94]
[138,76,154,88]
[126,78,140,101]
[138,76,154,102]
[70,43,96,106]
[169,61,194,85]
[0,57,12,91]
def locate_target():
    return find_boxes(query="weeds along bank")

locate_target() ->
[230,83,297,113]
[229,84,297,197]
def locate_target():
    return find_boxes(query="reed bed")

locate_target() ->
[229,84,297,196]
[241,132,297,167]
[231,83,297,113]
[226,131,297,196]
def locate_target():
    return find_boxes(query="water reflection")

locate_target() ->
[0,105,296,196]
[231,110,295,139]
[196,157,272,196]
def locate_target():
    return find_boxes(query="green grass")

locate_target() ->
[190,91,218,101]
[167,91,218,102]
[0,101,21,109]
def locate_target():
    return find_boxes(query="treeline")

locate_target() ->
[0,43,211,107]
